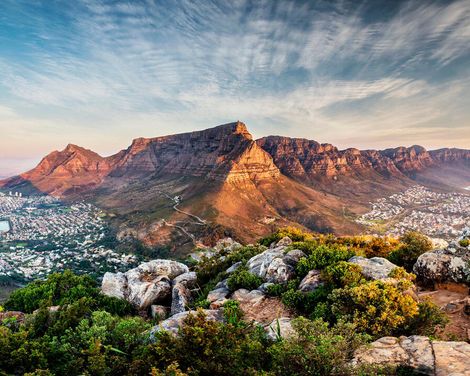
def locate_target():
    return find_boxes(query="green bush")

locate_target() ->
[296,245,356,278]
[388,232,432,271]
[330,281,419,337]
[4,270,132,316]
[226,267,263,292]
[321,261,364,288]
[259,227,314,247]
[268,317,369,376]
[459,239,470,247]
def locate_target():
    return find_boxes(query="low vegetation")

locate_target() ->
[0,228,449,375]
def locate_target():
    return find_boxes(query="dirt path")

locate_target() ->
[418,284,469,341]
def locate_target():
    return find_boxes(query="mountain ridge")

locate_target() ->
[1,121,469,248]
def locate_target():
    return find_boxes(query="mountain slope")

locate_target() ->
[1,121,469,249]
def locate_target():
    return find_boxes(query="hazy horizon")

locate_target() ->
[1,0,470,176]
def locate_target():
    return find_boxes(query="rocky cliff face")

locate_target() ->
[109,121,280,182]
[258,136,469,183]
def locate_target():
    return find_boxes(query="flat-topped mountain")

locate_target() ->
[1,121,469,250]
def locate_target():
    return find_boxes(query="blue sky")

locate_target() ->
[0,0,469,176]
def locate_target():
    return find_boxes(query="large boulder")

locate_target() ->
[127,275,171,309]
[247,247,285,279]
[207,287,230,309]
[351,336,470,375]
[149,309,224,338]
[101,259,189,310]
[265,258,294,283]
[413,244,470,285]
[171,282,191,315]
[349,256,398,280]
[101,272,127,300]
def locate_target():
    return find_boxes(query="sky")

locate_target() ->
[0,0,470,176]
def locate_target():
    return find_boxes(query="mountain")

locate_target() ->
[1,121,469,250]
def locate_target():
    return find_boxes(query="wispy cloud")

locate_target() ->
[0,0,469,173]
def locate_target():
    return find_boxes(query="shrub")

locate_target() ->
[259,227,314,247]
[459,239,469,247]
[281,285,332,314]
[403,299,448,336]
[296,245,356,278]
[4,270,132,316]
[268,317,369,375]
[330,281,419,337]
[389,231,432,271]
[226,267,263,292]
[321,261,364,288]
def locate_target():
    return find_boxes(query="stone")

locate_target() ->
[214,237,242,252]
[207,287,230,309]
[265,257,294,283]
[128,275,172,310]
[246,247,285,279]
[130,259,189,280]
[226,261,242,274]
[413,239,470,285]
[266,317,295,340]
[215,279,229,290]
[257,282,275,293]
[149,309,224,338]
[433,341,470,376]
[101,259,189,310]
[283,249,306,266]
[173,272,197,287]
[349,256,398,280]
[151,305,169,319]
[351,336,470,375]
[171,282,192,315]
[276,236,292,247]
[101,272,127,300]
[0,311,25,324]
[298,270,323,292]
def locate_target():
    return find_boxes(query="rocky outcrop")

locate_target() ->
[348,256,398,280]
[101,259,189,310]
[351,336,470,375]
[171,272,197,315]
[413,241,470,285]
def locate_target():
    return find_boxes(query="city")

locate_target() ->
[357,185,470,241]
[0,191,137,284]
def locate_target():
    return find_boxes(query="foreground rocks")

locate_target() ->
[351,335,470,375]
[101,259,189,310]
[348,256,398,280]
[413,241,470,285]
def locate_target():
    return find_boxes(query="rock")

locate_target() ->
[173,271,197,285]
[0,311,25,324]
[283,249,306,266]
[130,259,189,280]
[207,287,230,309]
[215,279,229,289]
[127,275,172,310]
[214,237,242,252]
[265,257,294,283]
[276,236,292,247]
[266,317,295,340]
[351,336,434,374]
[433,341,470,376]
[246,247,285,279]
[413,245,470,285]
[171,282,192,315]
[349,256,398,280]
[298,270,323,292]
[101,259,189,310]
[149,309,224,338]
[226,261,242,274]
[151,305,169,319]
[101,272,127,300]
[351,336,470,375]
[232,289,266,307]
[257,282,275,293]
